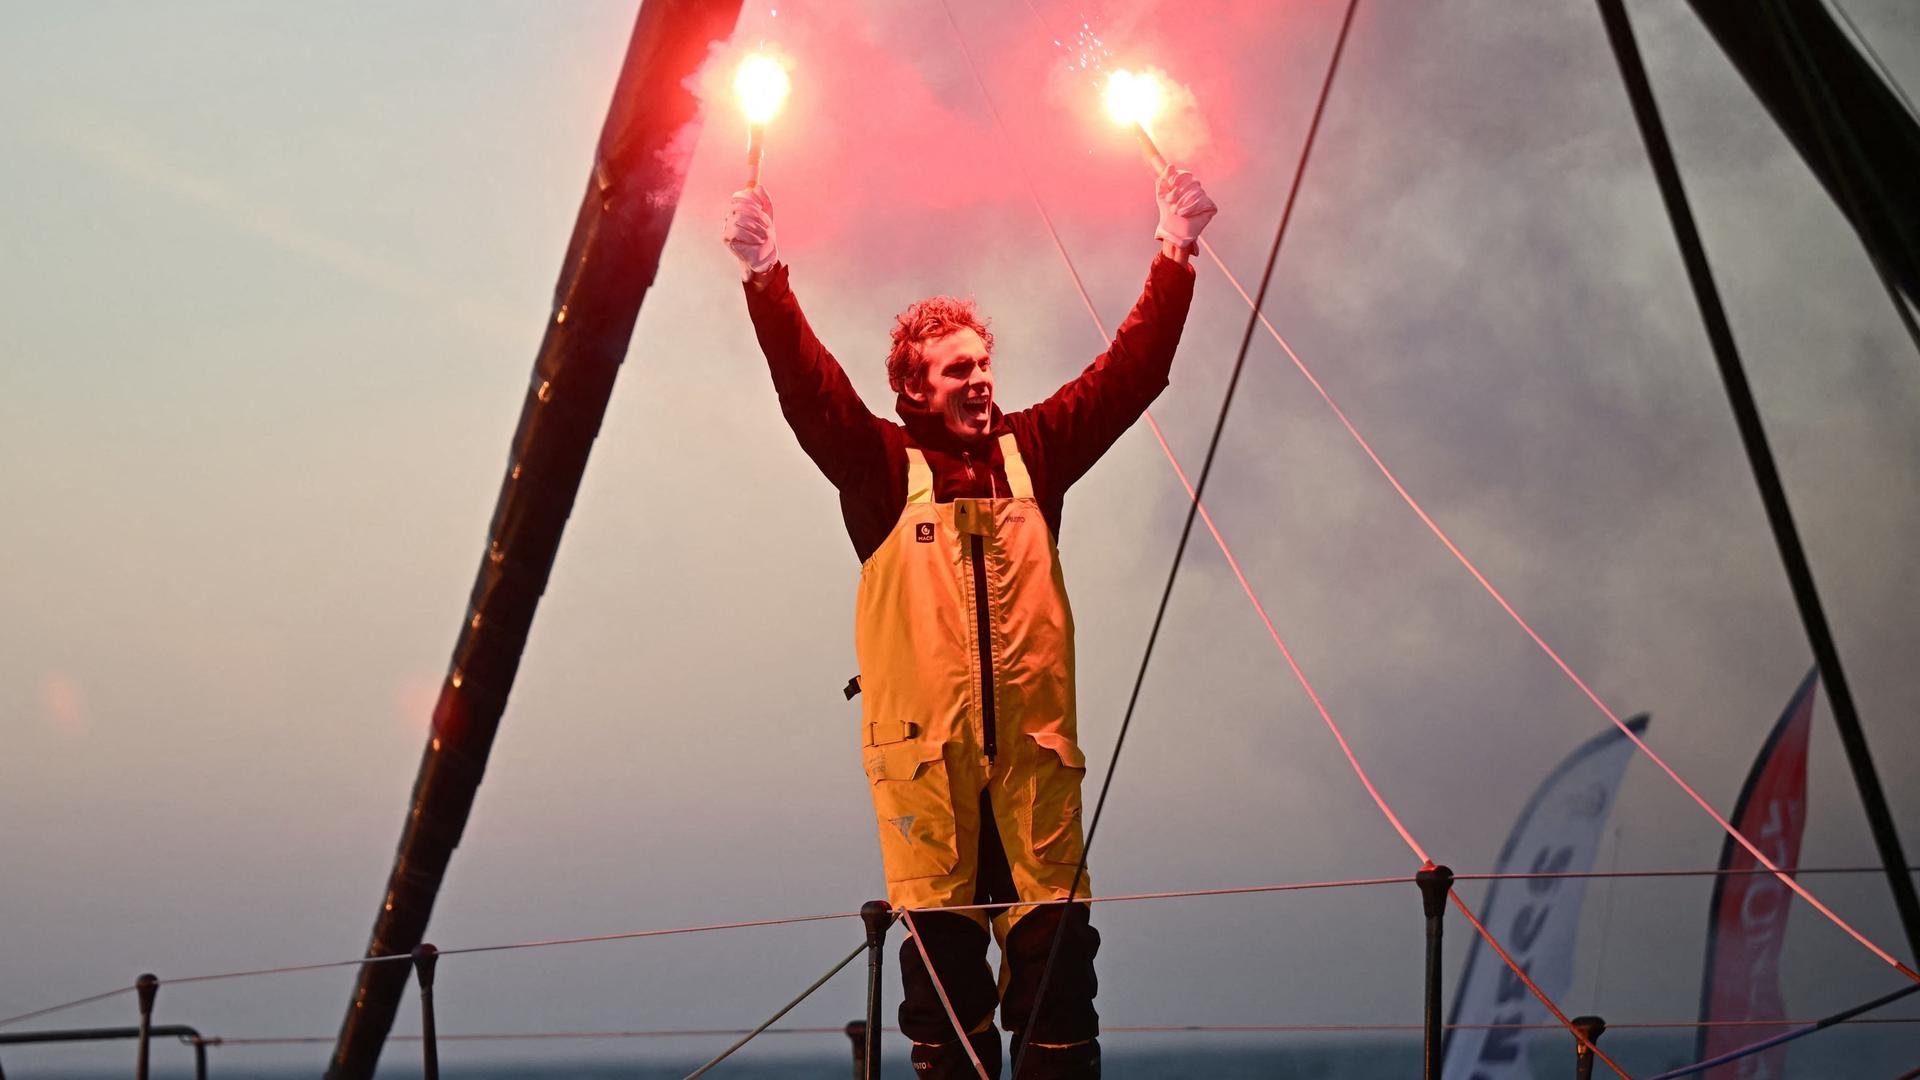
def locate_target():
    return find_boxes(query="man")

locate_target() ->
[724,168,1215,1079]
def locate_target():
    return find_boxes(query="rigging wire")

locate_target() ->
[426,910,858,962]
[899,910,995,1080]
[677,932,875,1080]
[1596,0,1920,980]
[166,911,862,991]
[957,0,1632,1072]
[162,953,412,990]
[1206,194,1918,978]
[1454,865,1915,883]
[0,985,135,1031]
[1447,892,1629,1076]
[198,1014,1920,1046]
[942,5,1433,1078]
[939,0,1637,1073]
[1009,0,1920,986]
[9,864,1903,1033]
[1643,981,1920,1080]
[920,874,1413,915]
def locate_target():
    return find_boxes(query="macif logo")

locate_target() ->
[915,523,934,543]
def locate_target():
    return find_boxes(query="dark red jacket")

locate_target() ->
[746,254,1197,562]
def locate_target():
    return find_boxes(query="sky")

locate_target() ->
[3,0,1918,1074]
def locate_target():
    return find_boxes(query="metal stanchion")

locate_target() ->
[844,1019,868,1080]
[1572,1015,1606,1080]
[1416,866,1454,1079]
[134,973,158,1080]
[860,900,892,1080]
[413,944,440,1080]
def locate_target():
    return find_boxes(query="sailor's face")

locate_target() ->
[915,328,994,441]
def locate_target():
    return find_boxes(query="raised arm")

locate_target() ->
[726,189,888,491]
[1027,168,1215,489]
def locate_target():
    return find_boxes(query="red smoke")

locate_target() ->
[691,1,1355,268]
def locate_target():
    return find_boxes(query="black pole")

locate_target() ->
[1572,1015,1606,1080]
[1416,866,1453,1079]
[844,1020,867,1080]
[133,973,157,1080]
[860,900,891,1080]
[1595,0,1920,968]
[413,944,440,1080]
[323,3,747,1076]
[0,1026,208,1080]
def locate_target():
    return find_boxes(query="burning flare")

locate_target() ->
[734,53,791,125]
[1103,69,1164,131]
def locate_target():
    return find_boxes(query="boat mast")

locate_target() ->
[323,2,745,1076]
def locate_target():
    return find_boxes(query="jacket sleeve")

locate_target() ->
[743,263,890,491]
[1027,252,1196,491]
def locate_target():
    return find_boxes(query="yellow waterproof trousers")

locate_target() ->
[855,433,1089,937]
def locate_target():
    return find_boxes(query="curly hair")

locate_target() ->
[886,296,994,394]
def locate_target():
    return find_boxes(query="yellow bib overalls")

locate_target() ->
[855,432,1089,939]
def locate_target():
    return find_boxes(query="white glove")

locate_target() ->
[722,187,779,280]
[1154,167,1217,248]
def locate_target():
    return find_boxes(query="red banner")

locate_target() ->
[1697,667,1817,1080]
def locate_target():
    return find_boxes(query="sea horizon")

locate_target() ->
[16,1028,1918,1078]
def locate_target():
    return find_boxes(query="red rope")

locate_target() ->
[1449,890,1634,1078]
[1198,237,1916,983]
[1138,410,1430,862]
[899,910,993,1080]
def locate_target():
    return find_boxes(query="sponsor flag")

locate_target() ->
[1696,667,1817,1079]
[1442,714,1647,1080]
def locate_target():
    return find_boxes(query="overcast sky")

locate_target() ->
[3,0,1918,1074]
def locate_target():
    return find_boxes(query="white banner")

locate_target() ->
[1441,715,1646,1080]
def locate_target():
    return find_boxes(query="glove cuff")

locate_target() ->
[737,248,779,282]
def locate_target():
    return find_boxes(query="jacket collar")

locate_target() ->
[895,393,1007,455]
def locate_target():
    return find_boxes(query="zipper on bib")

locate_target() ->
[961,452,998,763]
[970,532,997,763]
